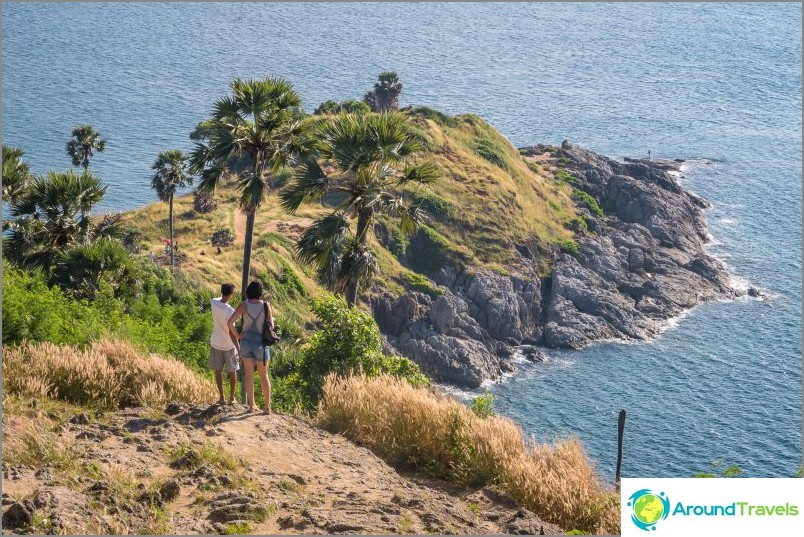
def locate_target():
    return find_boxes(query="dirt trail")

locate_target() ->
[2,404,563,535]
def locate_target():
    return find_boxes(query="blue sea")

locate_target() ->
[3,2,801,480]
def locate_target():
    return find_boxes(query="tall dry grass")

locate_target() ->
[2,340,216,410]
[316,374,620,534]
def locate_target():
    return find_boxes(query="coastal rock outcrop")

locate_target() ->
[373,145,736,387]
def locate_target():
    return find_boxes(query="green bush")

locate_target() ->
[53,238,142,301]
[409,190,454,222]
[295,294,427,408]
[402,272,443,298]
[313,99,371,115]
[410,106,458,127]
[469,390,495,418]
[558,238,580,256]
[473,138,508,169]
[574,190,604,217]
[554,169,576,184]
[2,259,214,373]
[407,225,470,275]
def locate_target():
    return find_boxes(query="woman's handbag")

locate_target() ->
[262,302,281,346]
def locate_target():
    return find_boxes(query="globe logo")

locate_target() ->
[627,489,670,531]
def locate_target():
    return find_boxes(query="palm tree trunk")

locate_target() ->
[169,194,175,268]
[241,210,256,299]
[345,210,371,306]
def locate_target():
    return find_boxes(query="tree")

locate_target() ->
[66,125,106,169]
[2,146,32,206]
[281,112,438,305]
[4,169,117,271]
[151,149,192,268]
[363,71,403,112]
[189,76,309,297]
[52,237,141,301]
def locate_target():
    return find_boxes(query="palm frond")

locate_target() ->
[279,159,330,213]
[399,161,439,186]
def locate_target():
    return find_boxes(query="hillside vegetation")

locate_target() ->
[2,341,614,534]
[126,109,576,307]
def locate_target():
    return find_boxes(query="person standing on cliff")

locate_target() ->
[209,283,240,405]
[228,280,274,414]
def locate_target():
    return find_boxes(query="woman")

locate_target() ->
[228,280,274,414]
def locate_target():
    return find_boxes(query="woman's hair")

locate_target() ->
[245,280,264,300]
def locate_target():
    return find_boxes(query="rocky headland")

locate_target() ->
[372,143,737,388]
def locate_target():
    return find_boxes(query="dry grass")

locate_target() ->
[2,339,216,410]
[316,374,620,534]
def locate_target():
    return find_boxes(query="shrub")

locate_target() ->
[554,169,576,184]
[2,260,214,372]
[406,225,471,275]
[574,190,604,217]
[469,389,495,418]
[527,161,541,174]
[570,216,589,233]
[120,226,145,253]
[409,191,454,222]
[473,138,508,169]
[295,294,427,408]
[402,272,443,298]
[52,237,142,301]
[211,228,235,247]
[314,99,371,115]
[410,106,458,127]
[193,189,217,214]
[559,238,580,256]
[317,374,619,534]
[549,200,561,211]
[269,167,295,189]
[2,340,216,410]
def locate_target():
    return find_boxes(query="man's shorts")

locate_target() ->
[239,339,270,365]
[209,347,239,373]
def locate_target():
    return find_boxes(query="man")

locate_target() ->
[209,283,240,404]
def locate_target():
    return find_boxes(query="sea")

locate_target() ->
[3,2,801,480]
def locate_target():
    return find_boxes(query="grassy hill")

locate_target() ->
[126,109,577,314]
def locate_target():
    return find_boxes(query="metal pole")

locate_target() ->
[616,409,626,492]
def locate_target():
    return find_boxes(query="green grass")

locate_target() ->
[401,272,443,298]
[574,190,604,217]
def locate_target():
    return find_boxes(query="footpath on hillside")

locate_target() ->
[2,403,563,535]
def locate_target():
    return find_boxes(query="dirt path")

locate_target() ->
[2,404,563,535]
[233,208,246,246]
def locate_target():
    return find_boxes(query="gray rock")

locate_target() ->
[159,479,181,502]
[2,502,33,529]
[372,144,734,385]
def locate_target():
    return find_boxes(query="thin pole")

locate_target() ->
[616,409,626,492]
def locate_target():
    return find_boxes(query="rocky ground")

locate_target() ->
[373,143,741,387]
[2,403,563,535]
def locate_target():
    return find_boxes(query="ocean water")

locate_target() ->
[3,3,801,479]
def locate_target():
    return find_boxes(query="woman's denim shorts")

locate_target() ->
[239,339,270,365]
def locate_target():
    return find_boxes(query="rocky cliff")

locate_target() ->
[372,143,737,388]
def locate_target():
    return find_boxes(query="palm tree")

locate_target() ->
[151,149,192,268]
[53,236,141,301]
[281,112,438,306]
[363,71,403,112]
[4,169,114,271]
[66,125,106,169]
[2,146,32,206]
[189,76,309,297]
